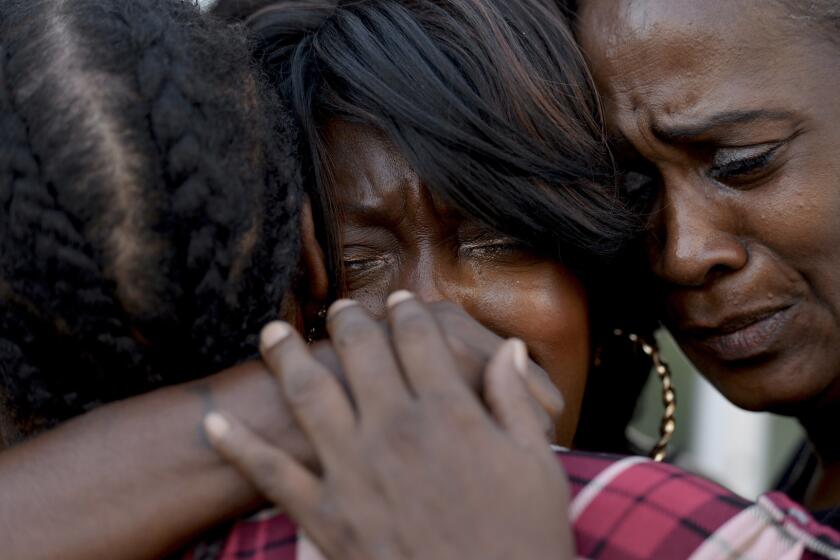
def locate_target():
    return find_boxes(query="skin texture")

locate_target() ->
[208,296,574,560]
[327,120,591,446]
[578,0,840,507]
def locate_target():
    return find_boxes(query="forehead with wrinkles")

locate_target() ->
[577,0,818,132]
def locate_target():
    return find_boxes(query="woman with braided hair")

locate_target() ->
[0,0,330,556]
[0,0,302,438]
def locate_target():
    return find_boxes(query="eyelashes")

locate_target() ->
[708,143,782,182]
[343,257,388,273]
[342,236,528,278]
[457,231,526,259]
[617,141,785,199]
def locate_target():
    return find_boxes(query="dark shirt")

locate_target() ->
[776,441,840,530]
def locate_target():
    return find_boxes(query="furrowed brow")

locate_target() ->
[652,109,796,142]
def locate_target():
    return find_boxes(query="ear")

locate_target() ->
[289,196,330,337]
[300,195,330,304]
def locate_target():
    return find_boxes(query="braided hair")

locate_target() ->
[0,0,302,438]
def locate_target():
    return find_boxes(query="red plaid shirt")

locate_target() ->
[183,451,840,560]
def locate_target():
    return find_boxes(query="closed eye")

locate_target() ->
[343,256,388,273]
[708,143,782,184]
[458,232,529,261]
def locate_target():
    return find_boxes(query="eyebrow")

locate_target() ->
[340,191,411,228]
[342,200,399,226]
[652,109,796,142]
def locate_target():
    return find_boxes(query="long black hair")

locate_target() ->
[234,0,642,291]
[212,0,659,452]
[0,0,301,437]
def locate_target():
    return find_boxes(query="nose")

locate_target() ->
[401,270,448,303]
[396,256,456,305]
[650,178,748,287]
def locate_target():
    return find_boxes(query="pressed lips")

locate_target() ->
[677,303,798,362]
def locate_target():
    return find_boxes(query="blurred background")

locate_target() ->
[632,330,804,500]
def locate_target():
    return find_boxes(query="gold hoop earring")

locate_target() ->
[614,329,676,462]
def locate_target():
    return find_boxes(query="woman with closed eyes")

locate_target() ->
[571,0,840,520]
[217,0,667,455]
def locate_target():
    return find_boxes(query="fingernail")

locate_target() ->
[327,299,357,319]
[510,338,528,377]
[386,290,414,308]
[204,412,230,440]
[261,321,291,350]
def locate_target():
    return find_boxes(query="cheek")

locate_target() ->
[455,264,591,444]
[344,254,402,318]
[759,158,840,249]
[347,278,391,319]
[744,145,840,306]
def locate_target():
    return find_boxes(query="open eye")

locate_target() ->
[708,143,782,184]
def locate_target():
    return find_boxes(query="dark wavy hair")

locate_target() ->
[212,0,659,452]
[245,0,641,289]
[0,0,301,438]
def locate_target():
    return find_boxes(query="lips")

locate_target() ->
[675,303,798,362]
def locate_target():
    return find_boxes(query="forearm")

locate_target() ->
[0,304,546,560]
[0,361,312,560]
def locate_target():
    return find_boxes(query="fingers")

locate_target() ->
[427,301,488,389]
[297,533,329,560]
[484,339,551,450]
[429,301,564,425]
[522,366,565,435]
[387,292,482,414]
[259,322,355,464]
[308,339,352,397]
[325,299,412,418]
[203,411,321,518]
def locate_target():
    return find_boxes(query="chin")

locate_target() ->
[715,387,808,415]
[698,356,834,416]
